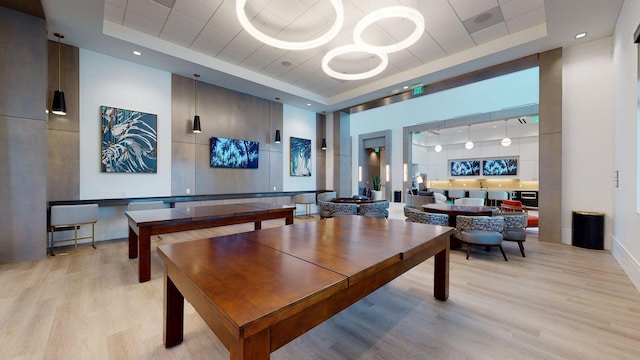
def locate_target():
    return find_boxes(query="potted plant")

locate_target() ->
[371,175,382,200]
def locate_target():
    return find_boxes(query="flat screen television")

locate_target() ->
[210,137,259,169]
[482,158,518,176]
[450,160,480,176]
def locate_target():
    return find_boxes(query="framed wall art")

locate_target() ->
[100,106,157,173]
[290,137,311,176]
[210,136,259,169]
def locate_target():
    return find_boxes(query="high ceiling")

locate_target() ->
[36,0,623,113]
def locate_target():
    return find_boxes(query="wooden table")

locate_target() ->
[422,203,496,227]
[157,216,452,359]
[126,202,294,282]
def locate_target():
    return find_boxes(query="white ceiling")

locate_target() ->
[40,0,623,113]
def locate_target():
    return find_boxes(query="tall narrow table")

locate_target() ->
[126,202,294,282]
[158,216,452,359]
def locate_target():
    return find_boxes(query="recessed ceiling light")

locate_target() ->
[133,50,141,56]
[403,85,409,90]
[307,103,311,106]
[575,32,587,39]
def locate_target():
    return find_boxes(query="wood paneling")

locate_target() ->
[538,48,563,244]
[47,129,79,200]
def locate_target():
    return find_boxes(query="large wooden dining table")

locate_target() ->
[157,216,452,360]
[126,202,294,282]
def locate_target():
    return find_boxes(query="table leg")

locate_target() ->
[139,227,151,283]
[285,212,294,225]
[434,240,450,301]
[230,327,270,360]
[128,226,138,259]
[164,273,184,348]
[254,221,262,230]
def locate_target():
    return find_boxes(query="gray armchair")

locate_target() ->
[404,206,449,225]
[497,211,528,257]
[455,215,507,261]
[359,201,390,218]
[317,200,357,219]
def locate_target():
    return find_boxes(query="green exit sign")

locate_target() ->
[531,115,539,122]
[412,86,423,95]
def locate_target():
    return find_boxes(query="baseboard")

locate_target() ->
[611,234,640,293]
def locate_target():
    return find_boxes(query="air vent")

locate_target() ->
[462,6,504,34]
[152,0,176,9]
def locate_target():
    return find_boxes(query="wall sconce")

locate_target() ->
[358,166,362,182]
[274,129,281,143]
[403,163,408,182]
[192,74,201,133]
[51,33,67,116]
[385,164,390,182]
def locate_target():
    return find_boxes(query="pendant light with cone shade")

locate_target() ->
[51,33,67,116]
[192,74,201,133]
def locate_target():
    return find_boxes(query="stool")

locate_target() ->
[448,189,465,201]
[293,193,315,218]
[460,230,508,261]
[49,204,99,256]
[488,191,508,207]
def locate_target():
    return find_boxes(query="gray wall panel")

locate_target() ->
[47,129,79,200]
[0,7,46,121]
[0,117,47,262]
[172,74,283,196]
[171,140,196,196]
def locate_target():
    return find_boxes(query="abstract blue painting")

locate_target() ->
[101,106,157,173]
[210,137,259,168]
[290,137,311,176]
[450,160,480,176]
[483,158,518,176]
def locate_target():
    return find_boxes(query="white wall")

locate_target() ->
[79,49,172,199]
[562,37,615,248]
[282,104,317,191]
[350,67,539,196]
[612,0,640,291]
[78,49,172,241]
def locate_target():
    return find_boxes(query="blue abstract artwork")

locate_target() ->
[101,106,157,173]
[290,137,311,176]
[210,137,259,169]
[450,160,480,176]
[482,158,518,176]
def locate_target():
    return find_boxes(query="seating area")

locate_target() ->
[317,200,358,219]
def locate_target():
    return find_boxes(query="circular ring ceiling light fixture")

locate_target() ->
[353,6,425,54]
[322,44,388,80]
[236,0,344,50]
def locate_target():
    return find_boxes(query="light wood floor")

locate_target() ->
[2,205,639,359]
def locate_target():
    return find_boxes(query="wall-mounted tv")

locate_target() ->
[450,160,480,176]
[482,158,518,176]
[210,137,259,169]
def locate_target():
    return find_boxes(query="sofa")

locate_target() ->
[405,189,435,208]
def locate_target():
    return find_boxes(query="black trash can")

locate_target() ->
[393,191,402,203]
[572,211,604,250]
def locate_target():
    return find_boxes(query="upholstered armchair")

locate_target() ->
[317,200,357,219]
[501,200,538,228]
[455,215,507,261]
[360,201,390,218]
[497,211,528,257]
[403,206,449,226]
